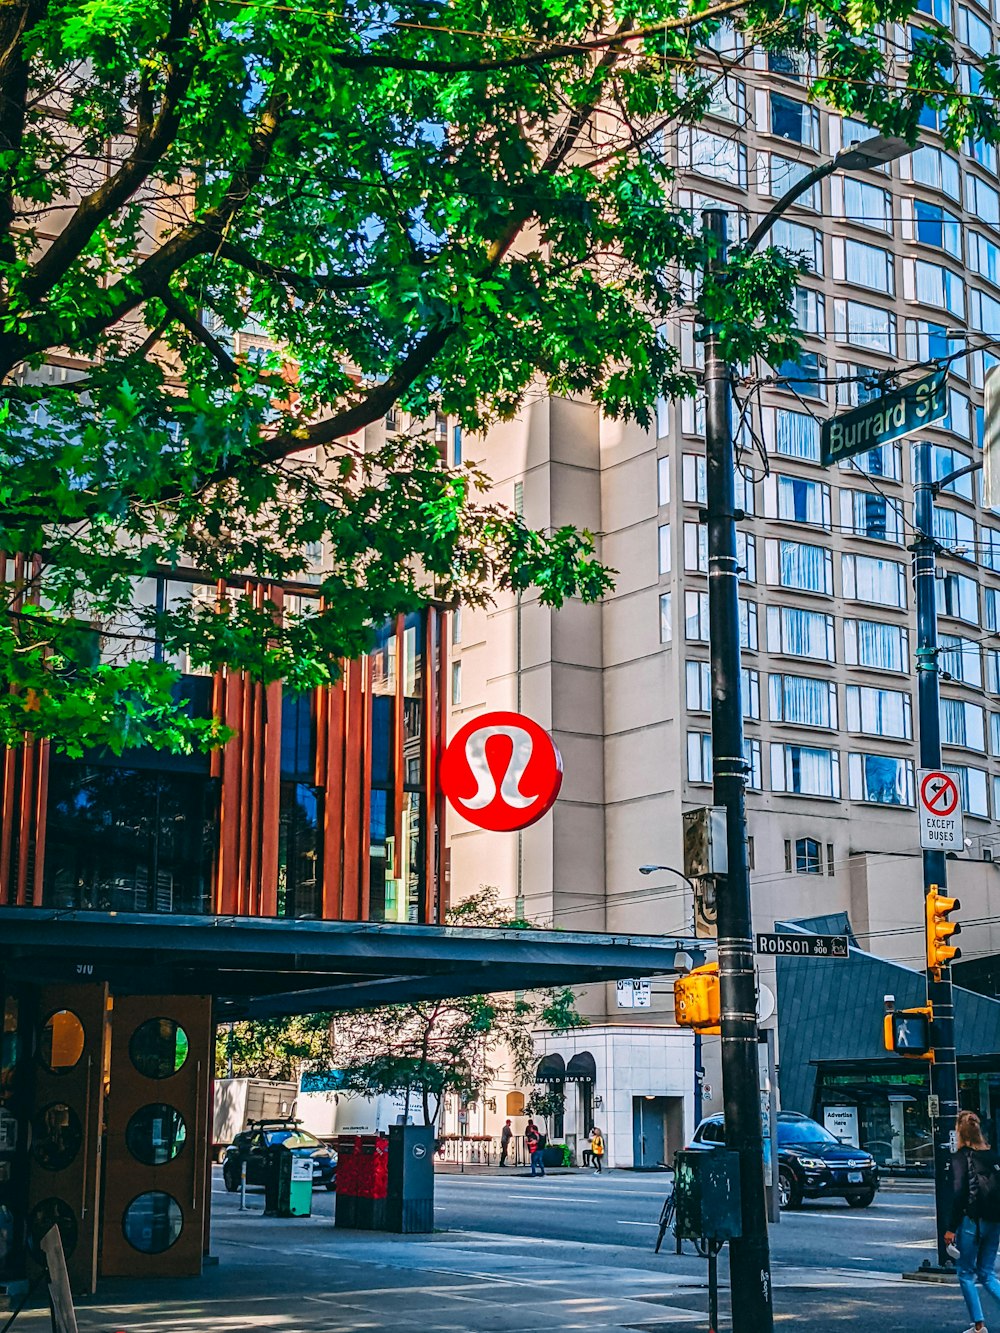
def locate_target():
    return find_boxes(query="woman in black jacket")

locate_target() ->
[944,1111,1000,1333]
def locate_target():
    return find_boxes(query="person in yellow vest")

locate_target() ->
[590,1126,605,1175]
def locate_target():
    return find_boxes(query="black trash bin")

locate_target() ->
[386,1125,435,1233]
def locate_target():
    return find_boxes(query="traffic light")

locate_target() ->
[674,963,720,1034]
[926,886,961,977]
[883,1004,934,1060]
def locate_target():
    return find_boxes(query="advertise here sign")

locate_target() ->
[918,769,965,852]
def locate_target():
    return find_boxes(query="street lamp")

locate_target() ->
[639,864,705,1127]
[699,132,912,1333]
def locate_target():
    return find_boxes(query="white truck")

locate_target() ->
[212,1077,297,1160]
[294,1073,428,1142]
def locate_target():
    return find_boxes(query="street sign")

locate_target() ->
[820,369,948,467]
[928,1093,940,1119]
[439,710,563,831]
[755,933,849,958]
[616,978,651,1009]
[918,768,965,851]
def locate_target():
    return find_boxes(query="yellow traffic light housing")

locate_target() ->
[675,962,720,1034]
[926,886,961,978]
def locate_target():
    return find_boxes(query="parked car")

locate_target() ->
[690,1110,879,1209]
[222,1119,337,1192]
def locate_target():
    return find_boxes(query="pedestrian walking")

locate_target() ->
[944,1110,1000,1333]
[525,1119,545,1177]
[590,1126,605,1175]
[499,1119,513,1167]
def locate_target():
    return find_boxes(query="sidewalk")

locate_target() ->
[4,1198,971,1333]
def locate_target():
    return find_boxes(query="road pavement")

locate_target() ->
[7,1168,970,1332]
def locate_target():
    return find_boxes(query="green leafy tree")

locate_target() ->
[225,888,584,1125]
[1,0,993,751]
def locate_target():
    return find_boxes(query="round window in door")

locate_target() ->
[128,1020,189,1080]
[27,1198,78,1260]
[38,1011,85,1074]
[30,1103,83,1171]
[125,1104,187,1166]
[122,1191,183,1254]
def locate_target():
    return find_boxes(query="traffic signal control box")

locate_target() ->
[674,963,720,1034]
[926,886,961,977]
[673,1148,742,1242]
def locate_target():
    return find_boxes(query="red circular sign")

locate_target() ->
[921,771,959,818]
[439,711,563,832]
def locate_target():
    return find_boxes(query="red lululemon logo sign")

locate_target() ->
[439,711,563,832]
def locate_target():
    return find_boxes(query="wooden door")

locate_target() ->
[26,983,108,1294]
[99,995,211,1278]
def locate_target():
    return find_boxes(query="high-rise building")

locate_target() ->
[447,12,1000,1167]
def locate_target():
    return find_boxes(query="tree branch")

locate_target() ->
[215,237,390,294]
[328,0,746,75]
[0,0,48,276]
[160,288,240,377]
[10,0,202,310]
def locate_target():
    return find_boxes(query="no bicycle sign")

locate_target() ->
[918,769,964,852]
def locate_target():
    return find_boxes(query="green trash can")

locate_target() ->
[264,1143,314,1218]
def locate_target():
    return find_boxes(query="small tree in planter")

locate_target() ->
[525,1086,569,1166]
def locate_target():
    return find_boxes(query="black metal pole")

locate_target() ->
[701,208,774,1333]
[913,441,959,1267]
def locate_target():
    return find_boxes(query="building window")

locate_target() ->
[688,732,713,784]
[657,456,671,505]
[924,444,976,501]
[737,532,757,583]
[834,299,896,355]
[793,286,826,336]
[770,744,840,798]
[847,753,914,806]
[795,837,822,874]
[659,523,671,575]
[940,634,983,687]
[679,128,748,188]
[985,587,1000,632]
[971,287,1000,338]
[769,92,820,148]
[762,154,822,209]
[909,198,962,259]
[686,660,711,713]
[904,258,966,318]
[845,685,912,739]
[902,144,961,202]
[763,474,831,528]
[833,237,894,296]
[660,592,672,644]
[740,599,759,652]
[278,781,324,918]
[987,649,1000,693]
[768,673,837,728]
[385,408,399,431]
[967,173,1000,233]
[452,607,462,645]
[761,406,820,461]
[838,439,902,481]
[684,521,708,573]
[840,489,904,543]
[843,619,909,673]
[947,764,990,817]
[773,350,825,399]
[941,698,986,751]
[452,425,462,466]
[957,3,991,49]
[771,219,825,275]
[968,231,1000,288]
[745,738,763,790]
[841,553,907,609]
[435,412,448,441]
[766,606,836,659]
[981,527,1000,571]
[682,453,706,504]
[936,571,980,625]
[451,661,462,706]
[934,507,977,559]
[765,539,833,595]
[685,591,709,642]
[743,668,761,721]
[833,176,892,234]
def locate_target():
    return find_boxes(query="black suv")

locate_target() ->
[222,1119,337,1192]
[691,1111,879,1209]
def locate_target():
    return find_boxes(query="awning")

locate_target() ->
[535,1054,566,1083]
[0,908,706,1018]
[566,1051,597,1083]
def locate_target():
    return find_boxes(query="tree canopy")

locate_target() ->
[1,0,994,751]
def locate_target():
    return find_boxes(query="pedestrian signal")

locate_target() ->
[926,886,961,978]
[883,1005,933,1060]
[674,963,720,1034]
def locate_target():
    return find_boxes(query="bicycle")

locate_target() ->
[654,1188,709,1257]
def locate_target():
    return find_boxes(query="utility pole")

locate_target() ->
[913,441,961,1267]
[701,207,774,1333]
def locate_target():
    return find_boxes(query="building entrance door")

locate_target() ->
[632,1096,667,1168]
[99,995,212,1278]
